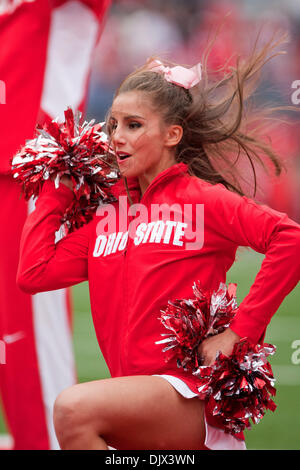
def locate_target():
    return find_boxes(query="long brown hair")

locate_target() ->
[111,32,290,197]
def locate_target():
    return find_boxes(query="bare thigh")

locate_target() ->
[60,375,206,450]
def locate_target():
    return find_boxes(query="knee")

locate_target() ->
[53,385,88,449]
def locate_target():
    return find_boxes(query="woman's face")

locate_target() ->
[109,91,178,194]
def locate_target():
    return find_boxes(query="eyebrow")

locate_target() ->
[109,114,146,121]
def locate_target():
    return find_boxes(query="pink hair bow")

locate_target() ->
[147,59,202,89]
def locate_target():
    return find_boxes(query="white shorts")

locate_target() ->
[154,374,246,451]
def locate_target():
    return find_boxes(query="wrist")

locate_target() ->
[40,179,75,208]
[226,327,241,341]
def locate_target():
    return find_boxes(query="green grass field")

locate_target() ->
[0,249,299,449]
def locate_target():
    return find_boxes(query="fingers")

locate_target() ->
[197,344,217,367]
[60,175,74,191]
[197,351,217,367]
[197,329,238,366]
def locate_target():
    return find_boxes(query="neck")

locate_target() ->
[138,174,151,197]
[139,160,184,196]
[138,154,177,196]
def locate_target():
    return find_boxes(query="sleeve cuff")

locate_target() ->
[40,179,75,207]
[230,312,266,345]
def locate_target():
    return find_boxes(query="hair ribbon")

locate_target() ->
[147,59,202,89]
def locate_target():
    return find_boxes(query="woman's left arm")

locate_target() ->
[198,184,300,365]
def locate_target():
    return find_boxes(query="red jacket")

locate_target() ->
[17,162,300,432]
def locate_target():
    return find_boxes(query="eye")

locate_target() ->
[128,121,142,130]
[107,119,117,135]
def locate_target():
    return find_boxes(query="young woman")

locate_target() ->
[17,39,300,450]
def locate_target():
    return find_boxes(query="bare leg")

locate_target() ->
[53,375,206,450]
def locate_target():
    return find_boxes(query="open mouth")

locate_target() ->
[117,153,131,161]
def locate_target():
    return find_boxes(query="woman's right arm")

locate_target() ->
[17,180,92,294]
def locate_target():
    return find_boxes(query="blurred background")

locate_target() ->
[88,0,300,223]
[0,0,299,451]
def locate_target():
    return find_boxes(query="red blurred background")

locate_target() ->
[87,0,300,222]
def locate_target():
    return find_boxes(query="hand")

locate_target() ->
[197,328,241,366]
[60,175,74,191]
[50,174,74,191]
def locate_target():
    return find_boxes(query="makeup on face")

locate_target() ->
[109,91,176,190]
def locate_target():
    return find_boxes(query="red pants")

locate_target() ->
[0,174,76,449]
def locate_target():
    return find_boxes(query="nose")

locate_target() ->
[111,125,126,148]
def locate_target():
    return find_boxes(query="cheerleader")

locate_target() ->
[17,36,300,450]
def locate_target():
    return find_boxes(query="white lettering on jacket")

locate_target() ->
[92,221,188,257]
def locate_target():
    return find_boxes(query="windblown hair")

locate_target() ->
[111,32,290,197]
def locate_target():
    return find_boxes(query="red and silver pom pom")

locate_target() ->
[156,281,277,435]
[156,282,238,370]
[11,108,120,231]
[194,339,276,434]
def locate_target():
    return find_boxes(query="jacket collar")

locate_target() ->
[110,162,189,201]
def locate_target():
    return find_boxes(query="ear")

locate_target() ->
[164,124,183,148]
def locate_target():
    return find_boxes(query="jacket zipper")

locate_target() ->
[139,162,188,204]
[120,163,187,372]
[120,208,135,373]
